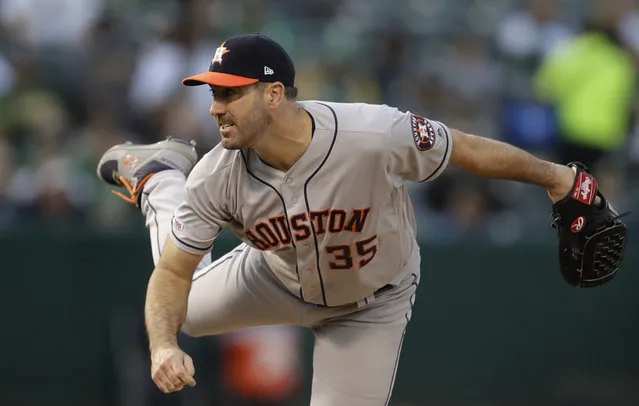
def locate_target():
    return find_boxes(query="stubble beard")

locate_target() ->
[220,103,272,150]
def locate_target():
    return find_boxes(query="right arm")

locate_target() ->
[147,156,230,346]
[145,238,202,393]
[144,238,204,351]
[145,236,206,394]
[145,151,232,393]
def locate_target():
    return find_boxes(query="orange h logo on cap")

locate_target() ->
[211,42,230,65]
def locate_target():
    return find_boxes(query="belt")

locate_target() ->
[355,284,394,309]
[312,284,394,308]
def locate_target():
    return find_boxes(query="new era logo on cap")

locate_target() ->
[181,33,295,88]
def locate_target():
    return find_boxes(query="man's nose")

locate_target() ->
[210,99,226,118]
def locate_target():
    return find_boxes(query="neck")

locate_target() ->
[253,105,312,172]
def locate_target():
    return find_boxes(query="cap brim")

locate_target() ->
[182,72,259,87]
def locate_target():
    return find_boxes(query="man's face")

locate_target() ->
[209,83,272,150]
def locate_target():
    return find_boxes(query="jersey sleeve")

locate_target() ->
[386,107,453,184]
[170,159,231,256]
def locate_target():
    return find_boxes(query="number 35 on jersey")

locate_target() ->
[244,207,377,271]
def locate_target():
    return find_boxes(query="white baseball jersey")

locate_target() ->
[170,101,452,306]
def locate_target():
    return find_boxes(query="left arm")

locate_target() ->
[383,106,575,201]
[449,129,575,202]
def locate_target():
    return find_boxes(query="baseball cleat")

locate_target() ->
[96,136,198,206]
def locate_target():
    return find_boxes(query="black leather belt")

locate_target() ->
[317,284,395,308]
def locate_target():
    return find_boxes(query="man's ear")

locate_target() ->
[266,82,285,108]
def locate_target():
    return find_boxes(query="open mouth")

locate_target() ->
[219,123,235,134]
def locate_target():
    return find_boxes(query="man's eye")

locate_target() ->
[208,87,239,101]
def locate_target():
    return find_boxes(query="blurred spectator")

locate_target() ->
[534,0,638,172]
[429,33,503,136]
[371,28,414,108]
[0,0,102,51]
[69,107,141,230]
[496,0,576,97]
[532,0,639,205]
[79,13,138,126]
[127,9,220,147]
[497,0,575,62]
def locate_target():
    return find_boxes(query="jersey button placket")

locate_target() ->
[284,177,316,301]
[283,178,300,208]
[288,180,297,204]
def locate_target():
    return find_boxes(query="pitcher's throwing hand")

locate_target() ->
[151,346,196,393]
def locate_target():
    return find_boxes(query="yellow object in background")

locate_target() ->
[535,32,637,150]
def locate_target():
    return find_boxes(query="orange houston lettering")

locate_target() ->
[309,210,330,235]
[343,208,370,233]
[245,207,372,249]
[328,209,347,233]
[255,222,279,248]
[290,212,311,241]
[268,215,292,245]
[245,229,269,250]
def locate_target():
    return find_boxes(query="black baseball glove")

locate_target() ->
[551,162,628,287]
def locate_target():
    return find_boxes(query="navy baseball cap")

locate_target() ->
[182,33,295,88]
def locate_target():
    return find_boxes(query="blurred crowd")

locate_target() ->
[1,0,639,242]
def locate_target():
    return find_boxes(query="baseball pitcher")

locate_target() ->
[97,33,627,406]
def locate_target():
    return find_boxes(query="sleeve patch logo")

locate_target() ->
[411,114,436,151]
